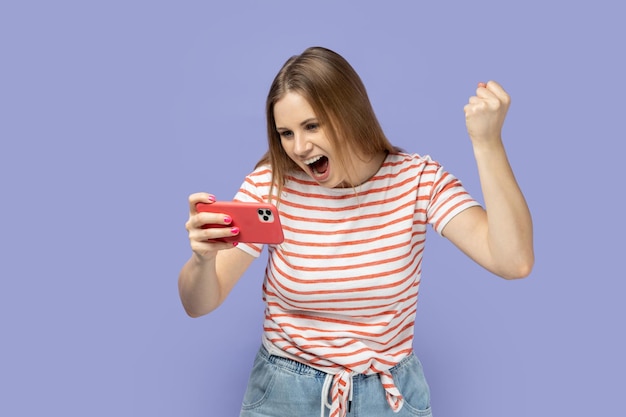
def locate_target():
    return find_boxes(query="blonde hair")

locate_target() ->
[256,46,399,203]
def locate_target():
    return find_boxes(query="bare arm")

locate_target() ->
[442,81,534,279]
[178,193,255,317]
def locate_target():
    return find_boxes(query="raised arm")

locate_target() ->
[442,81,534,279]
[178,193,255,317]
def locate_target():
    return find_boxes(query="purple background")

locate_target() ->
[1,1,624,416]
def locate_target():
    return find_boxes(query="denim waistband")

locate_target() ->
[258,344,328,377]
[257,344,415,380]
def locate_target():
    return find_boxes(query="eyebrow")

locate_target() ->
[276,118,318,131]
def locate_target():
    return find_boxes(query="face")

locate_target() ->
[274,92,348,188]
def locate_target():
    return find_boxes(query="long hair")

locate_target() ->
[256,46,399,203]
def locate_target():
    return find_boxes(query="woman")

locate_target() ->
[178,46,533,417]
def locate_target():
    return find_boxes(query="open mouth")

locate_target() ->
[305,155,330,180]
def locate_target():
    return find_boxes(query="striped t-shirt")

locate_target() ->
[234,152,480,415]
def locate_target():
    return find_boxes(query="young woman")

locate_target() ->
[179,46,533,417]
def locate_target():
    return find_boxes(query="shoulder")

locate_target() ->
[246,164,273,181]
[239,164,274,191]
[385,152,440,168]
[234,165,276,203]
[380,152,445,183]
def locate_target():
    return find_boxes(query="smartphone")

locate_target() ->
[196,201,284,244]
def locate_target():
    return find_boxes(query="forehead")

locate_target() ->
[273,92,317,127]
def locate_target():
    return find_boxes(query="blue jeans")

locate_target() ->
[240,345,433,417]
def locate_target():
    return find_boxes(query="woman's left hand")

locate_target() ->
[463,81,511,145]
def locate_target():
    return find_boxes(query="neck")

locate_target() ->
[337,151,387,188]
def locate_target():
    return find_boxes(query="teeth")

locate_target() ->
[304,155,323,165]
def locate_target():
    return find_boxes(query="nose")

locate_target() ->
[293,132,312,156]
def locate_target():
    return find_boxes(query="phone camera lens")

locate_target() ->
[263,216,269,221]
[258,209,264,215]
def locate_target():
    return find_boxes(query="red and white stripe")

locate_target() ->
[234,152,479,413]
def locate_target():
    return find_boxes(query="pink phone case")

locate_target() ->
[196,201,284,244]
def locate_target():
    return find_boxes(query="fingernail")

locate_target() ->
[208,195,216,203]
[232,242,238,247]
[224,216,232,224]
[231,227,240,235]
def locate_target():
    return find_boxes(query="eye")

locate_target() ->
[278,130,293,138]
[305,123,319,131]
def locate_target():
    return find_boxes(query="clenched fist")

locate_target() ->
[464,81,511,145]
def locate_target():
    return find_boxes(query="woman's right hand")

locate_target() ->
[185,192,240,260]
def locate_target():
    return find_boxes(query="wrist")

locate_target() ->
[191,251,217,265]
[471,137,505,155]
